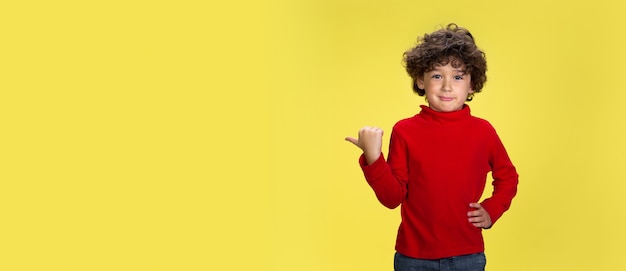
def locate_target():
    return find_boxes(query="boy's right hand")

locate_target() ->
[345,126,383,165]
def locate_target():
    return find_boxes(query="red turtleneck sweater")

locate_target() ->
[359,105,518,259]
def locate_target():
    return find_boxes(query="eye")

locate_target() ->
[454,75,464,80]
[432,74,442,79]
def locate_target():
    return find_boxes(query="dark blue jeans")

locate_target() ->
[394,252,486,271]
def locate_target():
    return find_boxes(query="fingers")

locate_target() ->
[345,126,384,149]
[359,126,384,137]
[467,203,492,229]
[346,126,384,164]
[468,214,488,228]
[467,203,483,219]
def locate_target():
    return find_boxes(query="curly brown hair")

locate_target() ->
[403,23,487,101]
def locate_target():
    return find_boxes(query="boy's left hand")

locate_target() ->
[467,203,492,229]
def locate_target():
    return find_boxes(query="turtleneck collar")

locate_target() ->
[419,104,471,122]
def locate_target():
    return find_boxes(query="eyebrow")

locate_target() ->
[430,67,468,74]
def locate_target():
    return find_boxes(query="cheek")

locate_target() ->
[424,88,438,96]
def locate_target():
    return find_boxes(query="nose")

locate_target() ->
[442,78,452,92]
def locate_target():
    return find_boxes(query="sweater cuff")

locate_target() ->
[358,153,387,181]
[480,201,504,227]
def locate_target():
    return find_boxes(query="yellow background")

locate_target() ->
[1,0,625,270]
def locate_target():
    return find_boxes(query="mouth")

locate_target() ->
[439,96,454,102]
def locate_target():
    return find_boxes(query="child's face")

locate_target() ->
[417,63,474,112]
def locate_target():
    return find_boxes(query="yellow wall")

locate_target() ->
[2,0,625,270]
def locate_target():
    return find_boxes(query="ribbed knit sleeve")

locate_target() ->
[480,128,519,225]
[359,128,409,209]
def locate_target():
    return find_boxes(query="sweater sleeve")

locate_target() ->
[359,128,408,209]
[480,129,519,226]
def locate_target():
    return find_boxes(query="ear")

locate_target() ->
[416,76,425,89]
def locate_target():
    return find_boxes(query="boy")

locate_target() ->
[345,24,518,271]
